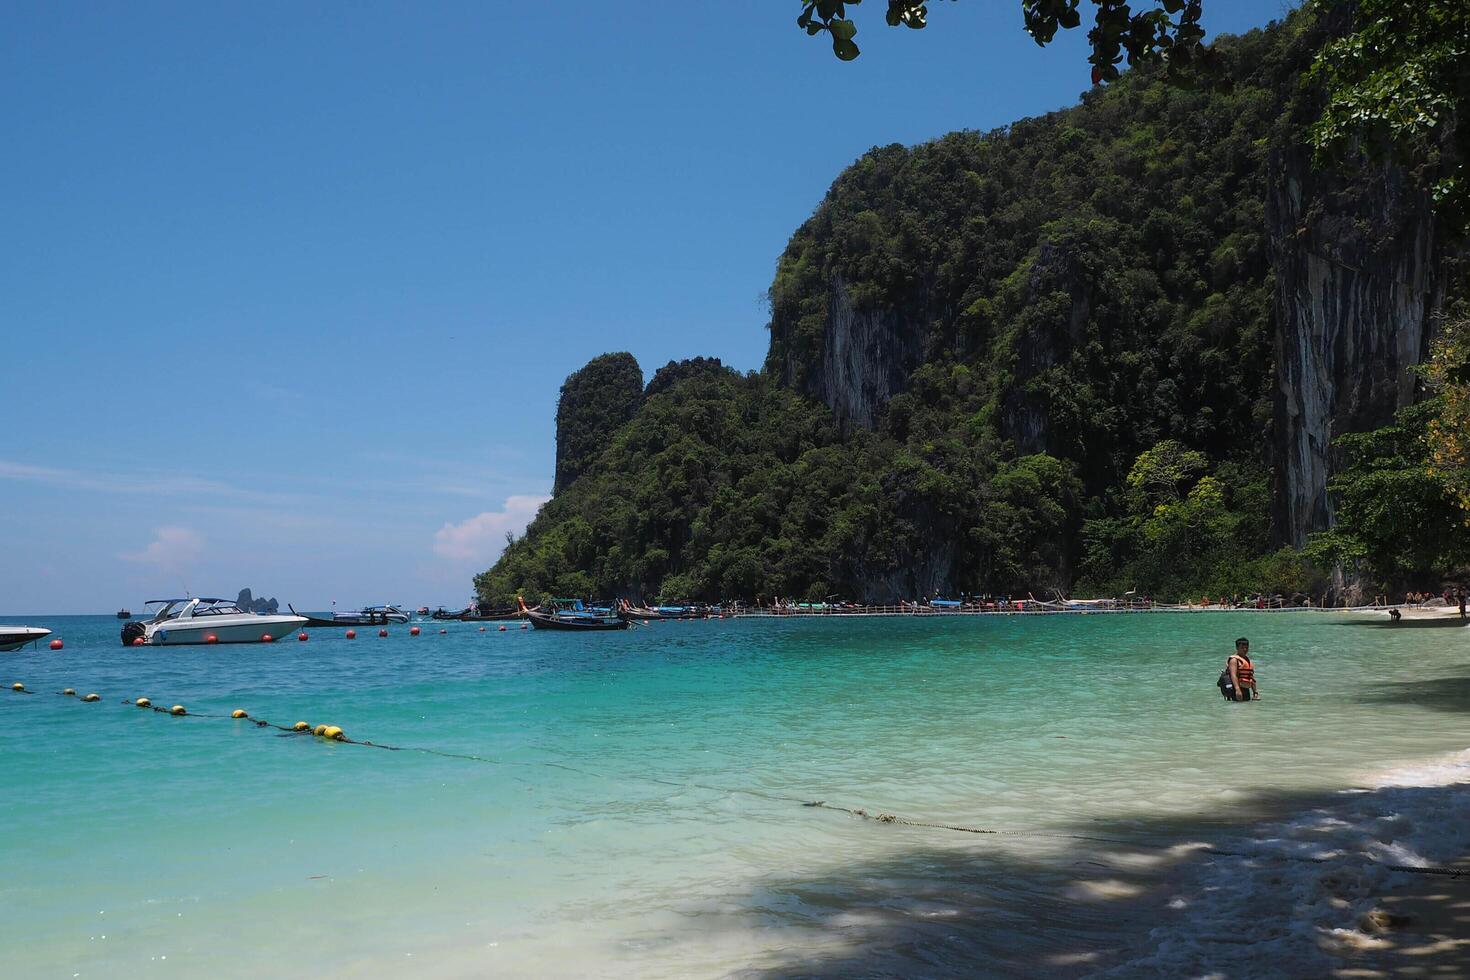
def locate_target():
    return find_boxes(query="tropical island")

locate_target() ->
[477,4,1469,609]
[10,4,1470,979]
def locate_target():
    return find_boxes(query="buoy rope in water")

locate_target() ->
[796,804,1469,878]
[10,683,1466,878]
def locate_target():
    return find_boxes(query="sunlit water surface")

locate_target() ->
[2,612,1467,976]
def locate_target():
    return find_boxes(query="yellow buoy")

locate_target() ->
[11,682,24,691]
[82,693,100,702]
[231,709,248,719]
[313,724,328,737]
[322,725,345,741]
[135,697,151,708]
[62,688,76,696]
[292,721,310,732]
[169,705,186,716]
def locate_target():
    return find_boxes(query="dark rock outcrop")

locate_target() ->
[645,357,735,399]
[553,353,644,494]
[236,588,279,614]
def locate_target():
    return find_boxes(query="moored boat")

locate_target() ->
[122,598,307,646]
[519,597,629,631]
[0,626,53,652]
[331,604,410,626]
[116,608,132,619]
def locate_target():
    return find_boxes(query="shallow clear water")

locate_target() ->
[2,612,1467,976]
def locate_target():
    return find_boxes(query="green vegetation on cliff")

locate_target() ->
[553,352,645,495]
[479,9,1462,605]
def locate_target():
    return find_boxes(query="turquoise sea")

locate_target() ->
[3,612,1469,977]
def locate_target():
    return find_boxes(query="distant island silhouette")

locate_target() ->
[235,588,279,614]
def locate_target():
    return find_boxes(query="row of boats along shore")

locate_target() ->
[3,593,1464,652]
[5,597,724,649]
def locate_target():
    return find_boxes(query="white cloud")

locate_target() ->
[433,495,549,564]
[122,526,206,568]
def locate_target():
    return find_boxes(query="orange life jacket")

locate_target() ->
[1230,653,1255,686]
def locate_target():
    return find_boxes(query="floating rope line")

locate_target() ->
[809,802,1469,878]
[9,682,1466,878]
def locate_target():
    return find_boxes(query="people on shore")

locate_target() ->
[1218,637,1259,702]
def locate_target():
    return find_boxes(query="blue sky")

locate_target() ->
[1,1,1294,612]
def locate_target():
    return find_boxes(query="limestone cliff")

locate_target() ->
[767,11,1454,551]
[1266,150,1446,546]
[553,352,644,495]
[781,275,925,431]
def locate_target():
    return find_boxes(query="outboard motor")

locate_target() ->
[120,621,146,647]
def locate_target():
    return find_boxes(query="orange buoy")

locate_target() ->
[297,632,308,641]
[133,636,146,646]
[206,634,218,644]
[498,625,507,632]
[261,633,274,643]
[410,626,421,636]
[49,638,63,650]
[345,629,357,639]
[378,629,388,638]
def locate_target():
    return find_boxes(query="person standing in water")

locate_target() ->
[1221,637,1259,702]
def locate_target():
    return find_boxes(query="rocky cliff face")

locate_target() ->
[999,241,1093,457]
[780,275,925,431]
[1266,147,1444,546]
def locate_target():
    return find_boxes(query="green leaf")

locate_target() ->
[833,37,860,60]
[830,18,857,41]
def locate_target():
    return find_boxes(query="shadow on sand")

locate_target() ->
[709,780,1470,979]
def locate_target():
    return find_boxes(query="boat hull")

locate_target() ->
[525,610,629,631]
[0,627,53,652]
[146,615,308,645]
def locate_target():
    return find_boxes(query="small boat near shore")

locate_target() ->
[432,605,528,622]
[1,626,53,652]
[618,600,707,620]
[520,597,629,631]
[116,608,131,619]
[331,604,410,626]
[122,598,307,646]
[286,604,412,628]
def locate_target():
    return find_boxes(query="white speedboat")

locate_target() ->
[0,626,53,652]
[122,598,308,646]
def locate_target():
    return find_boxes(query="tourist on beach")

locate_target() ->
[1219,638,1259,702]
[1458,586,1467,619]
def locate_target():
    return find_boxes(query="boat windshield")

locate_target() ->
[145,598,247,622]
[190,602,247,616]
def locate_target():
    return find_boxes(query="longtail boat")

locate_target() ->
[519,597,629,631]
